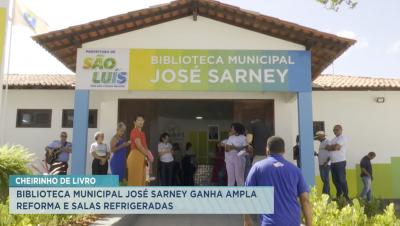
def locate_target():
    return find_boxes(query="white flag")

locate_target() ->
[14,0,48,34]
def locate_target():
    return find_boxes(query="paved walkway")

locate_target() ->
[91,214,243,226]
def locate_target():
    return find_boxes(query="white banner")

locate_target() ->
[76,48,129,90]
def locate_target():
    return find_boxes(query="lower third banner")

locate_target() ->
[9,186,274,214]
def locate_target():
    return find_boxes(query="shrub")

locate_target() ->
[310,187,400,226]
[370,203,400,226]
[0,145,98,225]
[0,198,97,226]
[0,145,34,201]
[358,197,386,217]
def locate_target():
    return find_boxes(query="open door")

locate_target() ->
[233,100,275,134]
[118,100,157,143]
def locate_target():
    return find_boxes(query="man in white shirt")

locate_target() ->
[326,125,350,202]
[315,131,330,196]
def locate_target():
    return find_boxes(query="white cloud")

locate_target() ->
[387,40,400,54]
[336,30,369,49]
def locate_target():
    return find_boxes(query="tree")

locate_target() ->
[317,0,358,11]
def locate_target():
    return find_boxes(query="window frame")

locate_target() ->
[16,109,52,128]
[61,109,98,128]
[313,121,325,136]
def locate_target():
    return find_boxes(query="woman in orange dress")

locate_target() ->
[127,115,154,186]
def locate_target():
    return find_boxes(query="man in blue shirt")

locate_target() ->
[45,131,72,175]
[245,136,312,226]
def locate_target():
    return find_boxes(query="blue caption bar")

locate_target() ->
[9,175,119,187]
[9,187,274,214]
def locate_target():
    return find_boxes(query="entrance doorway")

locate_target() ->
[118,99,274,182]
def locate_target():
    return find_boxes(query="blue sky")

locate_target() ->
[10,0,400,78]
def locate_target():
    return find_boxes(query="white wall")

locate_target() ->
[83,16,305,50]
[3,89,298,174]
[3,90,94,174]
[313,91,400,168]
[81,15,304,169]
[4,89,400,175]
[6,16,397,177]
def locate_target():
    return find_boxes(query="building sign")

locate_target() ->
[76,49,130,90]
[76,49,311,92]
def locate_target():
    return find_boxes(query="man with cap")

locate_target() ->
[315,131,331,196]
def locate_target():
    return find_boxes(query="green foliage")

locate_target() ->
[358,198,386,217]
[0,199,89,226]
[310,187,400,226]
[0,145,94,225]
[316,0,358,11]
[370,203,400,226]
[0,145,34,201]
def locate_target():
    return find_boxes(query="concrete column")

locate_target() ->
[71,90,89,175]
[297,91,315,186]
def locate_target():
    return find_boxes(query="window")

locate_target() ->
[16,109,52,128]
[313,121,325,136]
[88,110,98,128]
[62,109,98,128]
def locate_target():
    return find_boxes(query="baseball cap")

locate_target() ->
[314,131,326,139]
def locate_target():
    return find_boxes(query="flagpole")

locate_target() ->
[1,0,14,144]
[0,0,14,145]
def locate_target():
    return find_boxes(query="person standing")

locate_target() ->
[172,143,183,185]
[127,115,154,186]
[90,131,110,175]
[182,142,197,186]
[245,136,312,226]
[315,131,331,195]
[110,122,130,182]
[210,143,227,186]
[223,123,247,186]
[326,124,350,202]
[158,133,174,186]
[360,152,376,201]
[45,131,72,175]
[249,119,272,165]
[293,135,301,168]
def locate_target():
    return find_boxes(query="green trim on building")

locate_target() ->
[392,157,400,199]
[315,157,400,199]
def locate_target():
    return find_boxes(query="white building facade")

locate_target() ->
[3,76,400,198]
[3,0,399,198]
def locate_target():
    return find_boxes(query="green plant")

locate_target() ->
[370,203,400,226]
[309,187,400,226]
[0,198,92,226]
[0,145,97,225]
[358,197,386,217]
[0,145,34,201]
[316,0,357,11]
